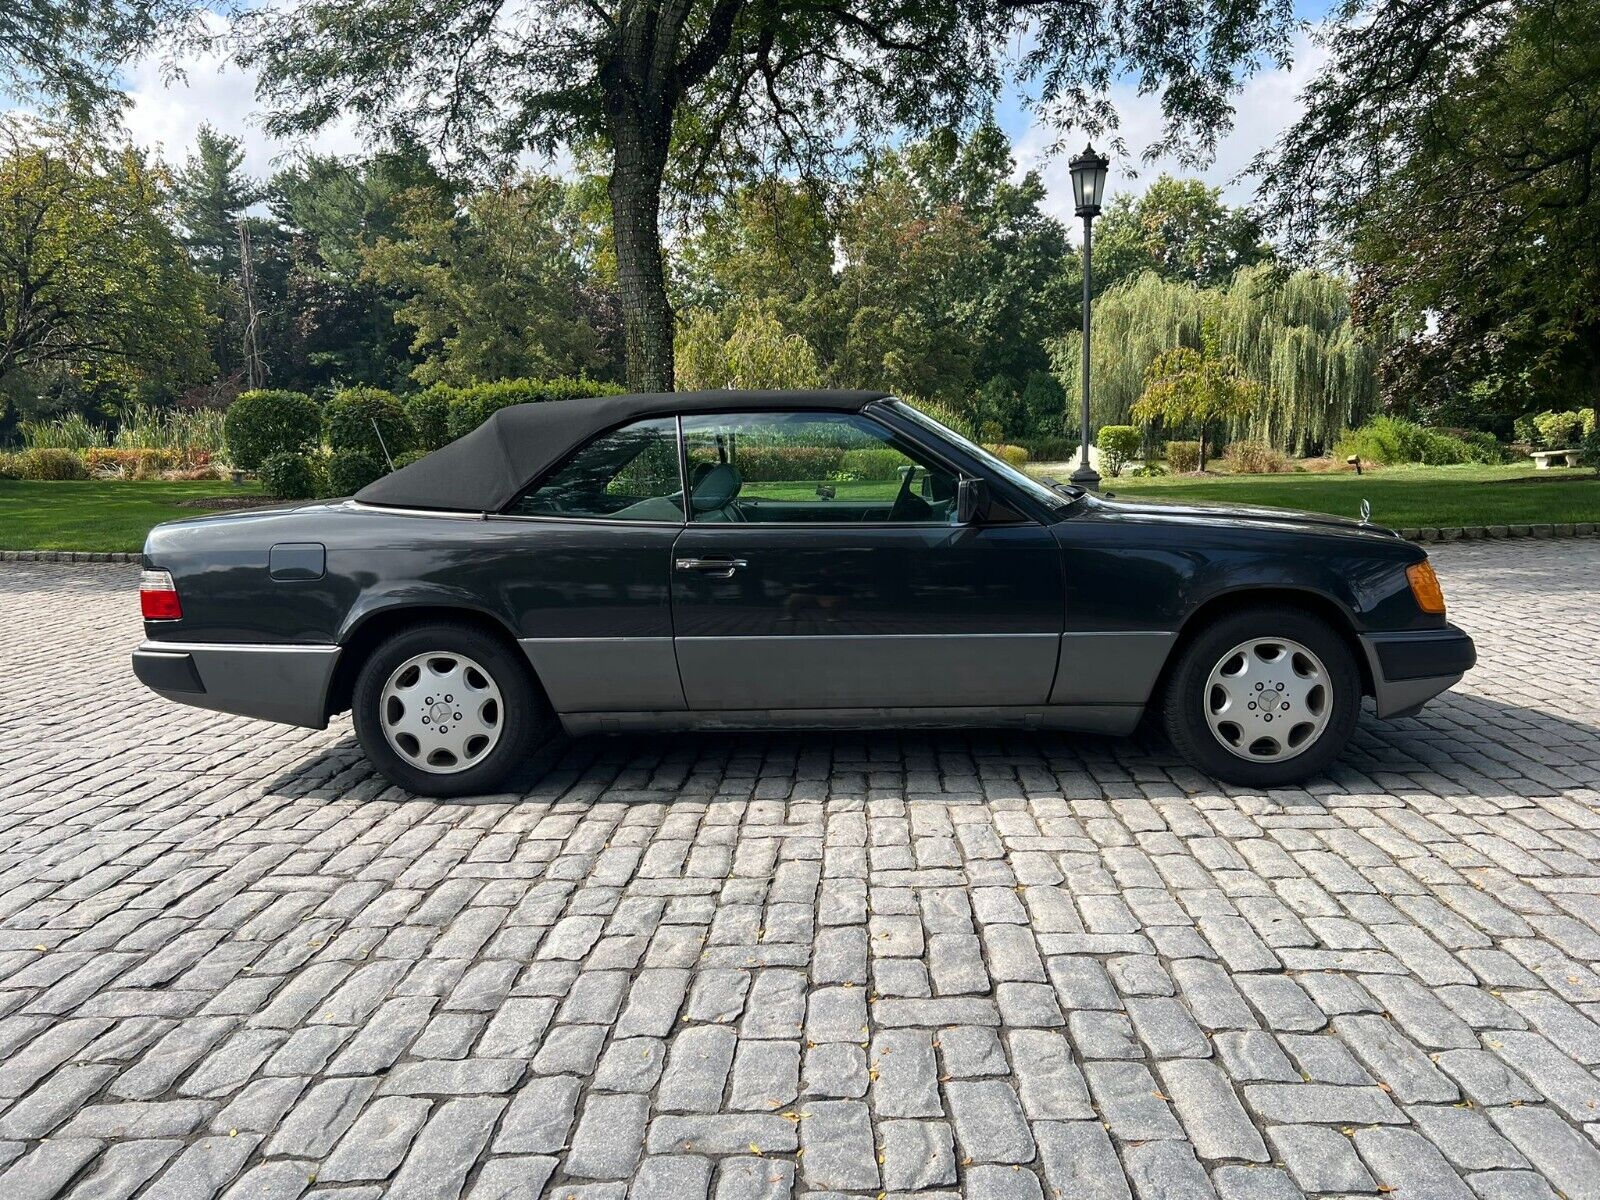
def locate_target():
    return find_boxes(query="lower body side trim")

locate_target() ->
[559,704,1144,738]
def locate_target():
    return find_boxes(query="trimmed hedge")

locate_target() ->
[325,450,388,496]
[404,385,453,452]
[260,453,322,500]
[324,387,414,458]
[984,443,1030,469]
[11,448,89,480]
[735,444,846,482]
[443,378,627,440]
[839,448,906,481]
[224,390,320,470]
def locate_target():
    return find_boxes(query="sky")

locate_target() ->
[106,5,1334,223]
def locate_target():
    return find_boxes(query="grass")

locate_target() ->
[0,480,265,552]
[1046,463,1600,529]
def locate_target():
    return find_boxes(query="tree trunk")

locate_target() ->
[1198,419,1208,472]
[608,121,674,393]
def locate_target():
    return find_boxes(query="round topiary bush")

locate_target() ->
[260,452,322,500]
[224,390,321,470]
[324,449,388,496]
[324,387,414,459]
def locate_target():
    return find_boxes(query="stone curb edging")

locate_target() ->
[1,550,141,563]
[1398,522,1598,542]
[2,522,1598,563]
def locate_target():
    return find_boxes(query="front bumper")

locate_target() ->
[133,641,340,729]
[1359,625,1476,719]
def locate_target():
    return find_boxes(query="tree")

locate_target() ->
[1053,265,1378,453]
[237,0,1299,390]
[1,2,195,119]
[362,175,616,386]
[1094,175,1271,291]
[1262,0,1600,429]
[0,121,211,408]
[1131,330,1262,470]
[172,124,261,279]
[675,302,820,390]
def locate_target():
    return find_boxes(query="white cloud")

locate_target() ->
[119,15,364,178]
[1014,31,1329,226]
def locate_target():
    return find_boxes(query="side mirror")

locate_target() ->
[956,478,987,524]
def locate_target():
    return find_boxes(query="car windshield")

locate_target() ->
[890,401,1075,512]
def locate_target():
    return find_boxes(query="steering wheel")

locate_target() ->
[887,465,932,522]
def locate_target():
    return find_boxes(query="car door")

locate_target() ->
[492,416,688,714]
[669,409,1064,711]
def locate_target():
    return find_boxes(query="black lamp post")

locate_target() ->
[1069,145,1109,489]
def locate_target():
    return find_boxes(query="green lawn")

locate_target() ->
[1046,463,1600,528]
[0,480,265,552]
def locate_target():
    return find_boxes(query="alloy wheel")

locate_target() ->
[1202,637,1333,763]
[379,651,504,774]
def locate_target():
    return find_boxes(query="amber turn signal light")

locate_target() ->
[1406,560,1446,614]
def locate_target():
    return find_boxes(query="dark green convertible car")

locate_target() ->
[133,389,1474,796]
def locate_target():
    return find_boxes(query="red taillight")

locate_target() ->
[140,569,183,620]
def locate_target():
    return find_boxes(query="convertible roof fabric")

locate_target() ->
[353,388,892,512]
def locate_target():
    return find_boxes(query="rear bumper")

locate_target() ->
[1359,625,1476,719]
[133,641,340,729]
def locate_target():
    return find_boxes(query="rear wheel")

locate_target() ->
[352,622,551,796]
[1162,607,1360,786]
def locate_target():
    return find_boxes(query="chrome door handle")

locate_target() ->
[675,557,747,577]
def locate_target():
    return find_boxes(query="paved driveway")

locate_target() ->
[1,539,1598,1200]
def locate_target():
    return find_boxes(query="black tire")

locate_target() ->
[1162,606,1361,787]
[352,622,552,797]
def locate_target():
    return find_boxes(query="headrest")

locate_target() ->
[691,463,742,512]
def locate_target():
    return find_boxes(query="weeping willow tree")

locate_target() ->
[1051,265,1382,453]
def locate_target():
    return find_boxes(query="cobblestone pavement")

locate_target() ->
[1,539,1599,1200]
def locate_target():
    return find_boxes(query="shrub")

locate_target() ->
[84,448,180,477]
[1579,424,1600,469]
[1019,434,1080,462]
[1335,415,1429,465]
[1532,409,1587,449]
[393,448,429,469]
[1165,440,1203,473]
[16,448,89,480]
[324,449,388,496]
[444,377,627,439]
[1457,430,1505,465]
[983,443,1030,468]
[1418,431,1472,465]
[224,390,321,470]
[734,444,845,481]
[260,453,322,500]
[839,447,905,481]
[324,387,414,458]
[405,385,454,451]
[1222,441,1292,474]
[1097,425,1140,477]
[0,452,22,480]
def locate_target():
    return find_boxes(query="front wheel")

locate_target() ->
[352,623,551,797]
[1162,607,1361,786]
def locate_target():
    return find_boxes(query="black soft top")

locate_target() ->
[354,388,892,513]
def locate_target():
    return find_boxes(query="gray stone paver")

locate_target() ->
[0,538,1598,1198]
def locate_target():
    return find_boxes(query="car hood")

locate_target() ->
[1091,493,1402,540]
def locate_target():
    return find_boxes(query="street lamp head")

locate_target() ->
[1069,145,1110,218]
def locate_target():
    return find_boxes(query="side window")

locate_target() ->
[680,412,959,524]
[509,418,683,520]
